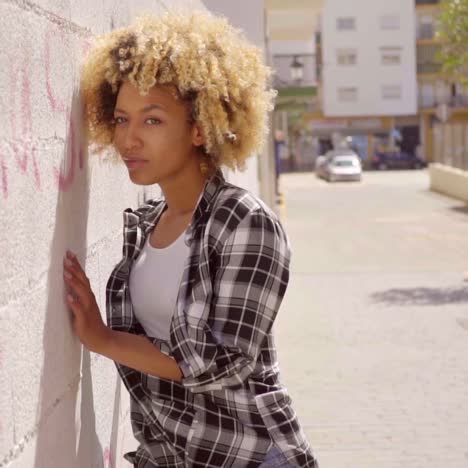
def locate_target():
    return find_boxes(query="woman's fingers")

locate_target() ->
[63,251,109,353]
[63,269,93,309]
[64,251,89,286]
[66,293,83,318]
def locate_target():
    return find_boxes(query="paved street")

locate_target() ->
[274,170,468,468]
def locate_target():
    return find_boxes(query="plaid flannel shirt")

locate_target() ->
[106,170,318,468]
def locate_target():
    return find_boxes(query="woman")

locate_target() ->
[63,11,318,468]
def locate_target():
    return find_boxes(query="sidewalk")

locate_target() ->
[274,171,468,468]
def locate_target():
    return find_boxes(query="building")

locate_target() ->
[312,0,468,170]
[322,0,417,118]
[313,0,420,166]
[415,0,468,168]
[271,40,319,173]
[266,0,324,173]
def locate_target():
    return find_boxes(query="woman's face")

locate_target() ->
[113,81,204,185]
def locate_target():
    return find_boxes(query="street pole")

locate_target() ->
[259,2,278,212]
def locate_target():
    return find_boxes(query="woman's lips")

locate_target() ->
[123,159,148,171]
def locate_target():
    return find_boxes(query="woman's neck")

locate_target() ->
[159,165,207,217]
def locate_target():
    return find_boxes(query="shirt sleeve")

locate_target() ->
[172,207,291,393]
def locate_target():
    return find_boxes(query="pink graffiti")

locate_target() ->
[53,109,85,192]
[8,57,41,191]
[1,26,92,199]
[47,26,87,192]
[103,447,114,468]
[45,29,68,114]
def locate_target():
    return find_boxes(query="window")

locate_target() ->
[382,85,402,100]
[454,83,468,106]
[338,87,358,102]
[337,17,356,31]
[380,14,400,30]
[419,83,435,108]
[381,47,402,65]
[417,43,442,74]
[332,158,357,167]
[417,14,435,39]
[337,49,357,65]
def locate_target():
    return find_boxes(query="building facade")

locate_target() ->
[312,0,468,169]
[415,0,468,169]
[312,0,419,166]
[322,0,418,117]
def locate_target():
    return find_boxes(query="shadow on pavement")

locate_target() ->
[370,286,468,306]
[450,205,468,216]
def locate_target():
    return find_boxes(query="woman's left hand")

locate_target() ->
[63,250,111,353]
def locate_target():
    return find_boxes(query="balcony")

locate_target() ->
[417,43,442,75]
[417,23,435,40]
[418,62,442,74]
[418,81,468,110]
[416,0,440,4]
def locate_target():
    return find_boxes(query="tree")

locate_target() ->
[437,0,468,85]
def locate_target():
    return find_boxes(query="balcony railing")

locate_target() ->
[417,43,442,74]
[416,0,440,5]
[417,24,435,40]
[419,88,468,109]
[417,62,443,74]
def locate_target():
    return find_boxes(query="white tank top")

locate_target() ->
[128,230,190,340]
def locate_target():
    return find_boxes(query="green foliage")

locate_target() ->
[437,0,468,84]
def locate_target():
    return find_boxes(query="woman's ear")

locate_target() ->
[191,123,205,148]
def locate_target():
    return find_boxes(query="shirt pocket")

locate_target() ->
[255,388,309,457]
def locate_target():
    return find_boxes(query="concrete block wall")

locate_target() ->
[0,1,237,467]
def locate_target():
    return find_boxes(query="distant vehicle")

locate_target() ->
[372,150,427,170]
[316,150,362,182]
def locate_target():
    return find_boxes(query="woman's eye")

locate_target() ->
[112,116,161,125]
[146,118,162,125]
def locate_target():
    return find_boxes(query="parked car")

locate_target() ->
[372,150,427,170]
[316,150,362,182]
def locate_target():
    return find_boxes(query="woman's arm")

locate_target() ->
[63,250,182,382]
[101,330,182,381]
[170,207,291,392]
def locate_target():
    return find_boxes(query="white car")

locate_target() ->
[316,150,362,182]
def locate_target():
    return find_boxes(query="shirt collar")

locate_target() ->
[191,168,225,228]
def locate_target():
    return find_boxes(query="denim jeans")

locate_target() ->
[259,445,296,467]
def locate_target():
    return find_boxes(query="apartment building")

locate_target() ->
[415,0,468,168]
[310,0,419,164]
[322,0,417,117]
[312,0,468,167]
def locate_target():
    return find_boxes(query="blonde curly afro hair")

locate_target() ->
[81,10,277,172]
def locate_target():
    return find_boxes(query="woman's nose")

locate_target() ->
[124,123,143,151]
